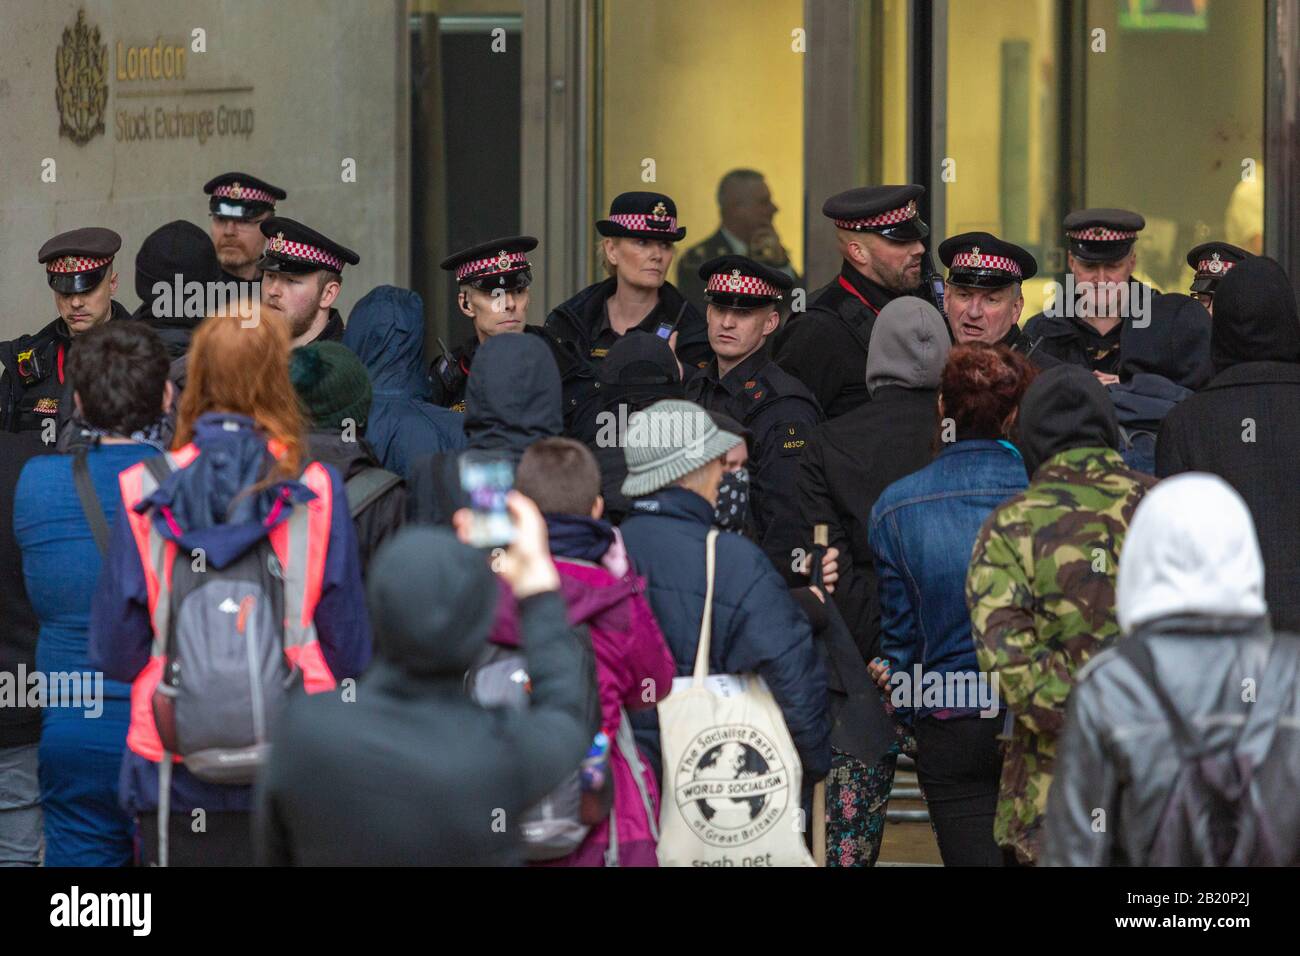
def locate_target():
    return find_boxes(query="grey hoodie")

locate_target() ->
[865,296,950,396]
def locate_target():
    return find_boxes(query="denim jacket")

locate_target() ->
[868,439,1027,722]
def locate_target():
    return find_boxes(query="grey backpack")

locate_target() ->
[1120,634,1300,866]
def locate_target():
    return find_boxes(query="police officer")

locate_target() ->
[938,231,1053,364]
[774,184,934,419]
[545,191,710,442]
[204,172,287,284]
[1022,208,1150,382]
[0,228,131,434]
[685,255,822,582]
[432,235,552,412]
[1186,241,1250,316]
[257,217,360,347]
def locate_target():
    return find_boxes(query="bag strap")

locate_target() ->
[691,528,719,686]
[1117,636,1201,758]
[344,466,402,519]
[605,707,659,868]
[72,449,111,558]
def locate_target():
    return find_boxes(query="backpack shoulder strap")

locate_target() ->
[1116,635,1202,757]
[72,449,111,557]
[345,466,402,519]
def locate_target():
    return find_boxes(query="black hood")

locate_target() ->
[134,220,223,329]
[1210,256,1300,373]
[1016,364,1119,478]
[367,527,498,675]
[1119,292,1212,389]
[465,332,563,459]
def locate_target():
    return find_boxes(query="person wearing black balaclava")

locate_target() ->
[406,332,562,526]
[132,220,224,362]
[1157,256,1300,631]
[256,494,595,865]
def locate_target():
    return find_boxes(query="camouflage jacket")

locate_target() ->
[965,446,1156,864]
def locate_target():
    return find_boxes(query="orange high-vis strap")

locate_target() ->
[120,445,336,763]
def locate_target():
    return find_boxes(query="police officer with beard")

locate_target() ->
[204,172,287,285]
[686,255,821,582]
[0,228,131,436]
[774,185,935,419]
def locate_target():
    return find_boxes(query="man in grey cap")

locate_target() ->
[617,399,831,805]
[799,297,951,662]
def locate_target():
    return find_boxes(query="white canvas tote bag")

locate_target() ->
[655,529,815,867]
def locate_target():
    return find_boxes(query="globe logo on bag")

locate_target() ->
[673,724,791,846]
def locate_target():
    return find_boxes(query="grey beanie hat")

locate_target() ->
[865,295,951,395]
[621,399,742,498]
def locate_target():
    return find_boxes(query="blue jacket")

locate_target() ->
[343,285,466,478]
[868,440,1027,723]
[88,413,372,815]
[619,487,830,781]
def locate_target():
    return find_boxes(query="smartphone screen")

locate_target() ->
[458,452,515,549]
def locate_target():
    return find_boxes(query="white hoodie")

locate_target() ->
[1117,472,1267,633]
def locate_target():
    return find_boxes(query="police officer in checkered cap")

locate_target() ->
[431,235,560,412]
[257,216,360,348]
[1185,241,1251,317]
[1022,207,1154,379]
[685,254,822,581]
[0,227,132,433]
[774,184,935,419]
[203,172,287,284]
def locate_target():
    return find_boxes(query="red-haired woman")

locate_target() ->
[866,343,1036,866]
[90,310,370,866]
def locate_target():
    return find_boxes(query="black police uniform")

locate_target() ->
[204,172,287,285]
[545,192,712,442]
[684,255,822,582]
[431,235,554,412]
[938,230,1056,367]
[0,228,130,435]
[773,184,932,420]
[1022,208,1148,375]
[1186,241,1251,305]
[256,216,359,348]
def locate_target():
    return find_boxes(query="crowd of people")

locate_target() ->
[0,168,1297,868]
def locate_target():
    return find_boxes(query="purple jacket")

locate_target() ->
[88,413,372,816]
[491,550,675,866]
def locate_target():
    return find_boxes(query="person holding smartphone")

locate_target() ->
[545,192,713,444]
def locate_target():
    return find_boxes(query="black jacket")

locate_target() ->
[0,432,54,747]
[773,263,904,419]
[619,487,830,785]
[305,430,405,577]
[544,278,711,441]
[407,332,563,526]
[255,527,595,865]
[0,301,132,435]
[1157,257,1300,630]
[798,385,937,661]
[685,348,823,581]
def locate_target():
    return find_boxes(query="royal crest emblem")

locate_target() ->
[651,201,668,219]
[496,250,511,272]
[269,232,286,253]
[229,182,244,200]
[1208,251,1223,274]
[905,199,917,217]
[55,10,109,146]
[728,268,742,291]
[970,246,982,267]
[61,256,78,271]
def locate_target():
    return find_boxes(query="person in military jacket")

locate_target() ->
[0,228,131,437]
[545,192,712,442]
[965,365,1155,865]
[937,231,1057,367]
[1022,209,1155,381]
[684,255,822,582]
[430,235,557,413]
[676,170,800,316]
[773,184,936,419]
